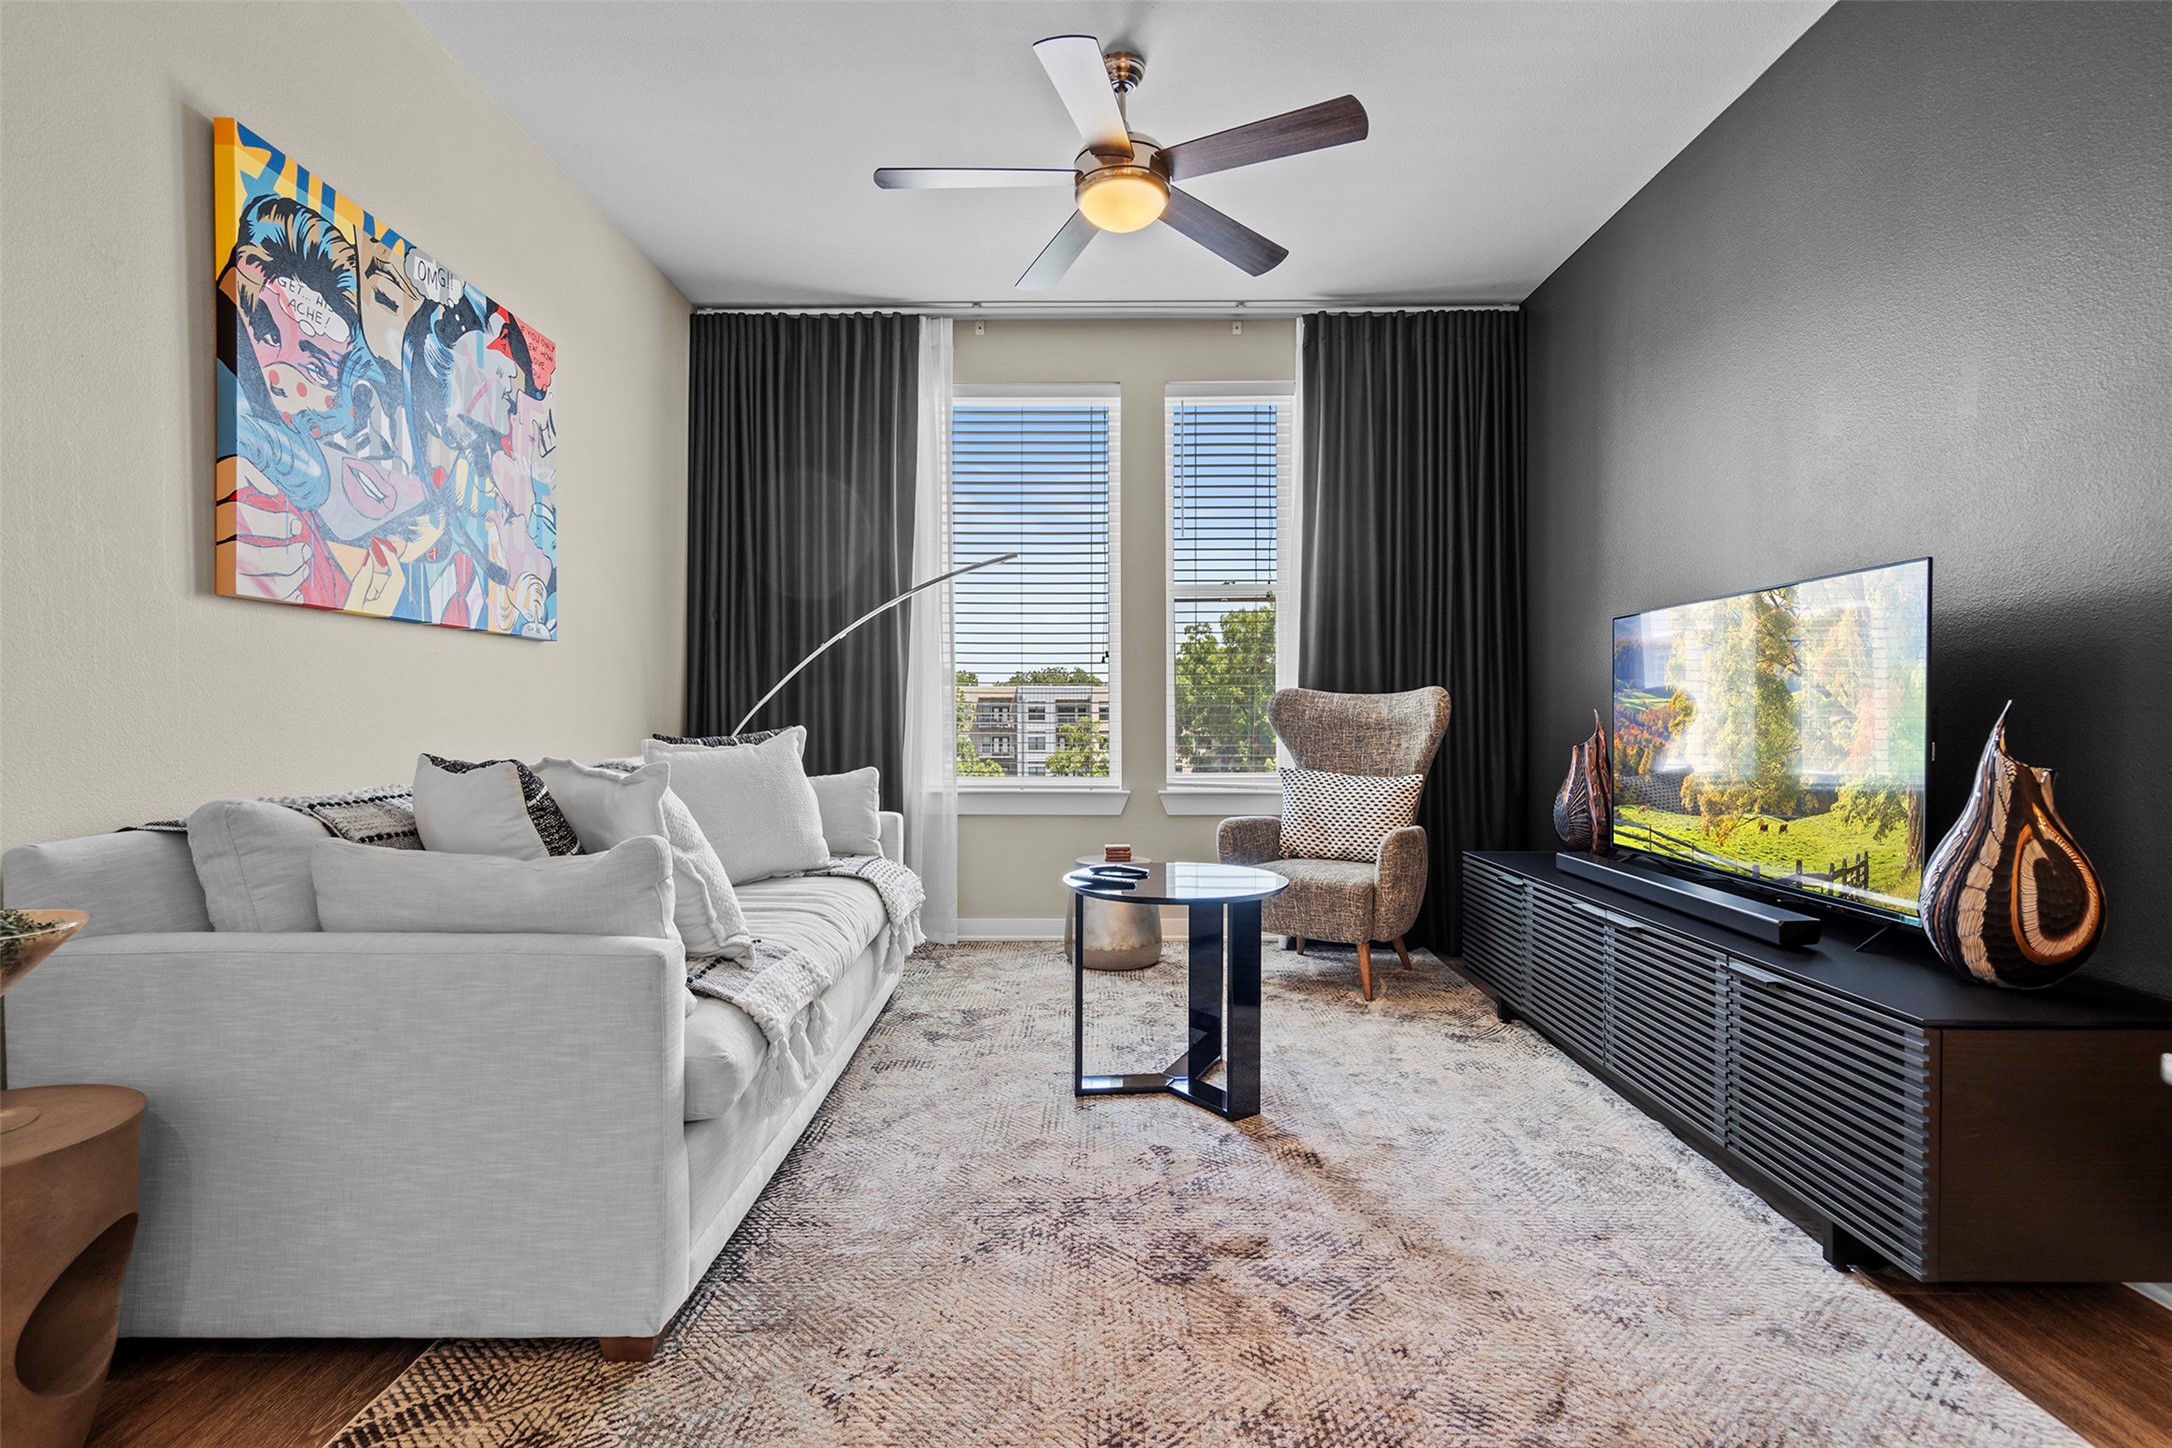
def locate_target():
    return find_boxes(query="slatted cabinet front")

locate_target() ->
[1457,856,1932,1276]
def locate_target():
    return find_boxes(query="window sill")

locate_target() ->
[959,787,1131,816]
[1158,786,1283,817]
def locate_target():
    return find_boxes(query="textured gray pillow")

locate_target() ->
[311,837,676,938]
[187,799,332,931]
[809,769,883,858]
[412,754,580,860]
[643,729,828,885]
[535,757,751,960]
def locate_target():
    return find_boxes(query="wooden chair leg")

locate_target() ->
[600,1333,663,1363]
[1356,941,1374,1000]
[1393,937,1415,970]
[1293,936,1306,955]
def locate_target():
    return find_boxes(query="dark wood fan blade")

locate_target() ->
[1158,187,1288,276]
[1016,210,1098,290]
[1157,95,1368,182]
[1032,35,1132,159]
[874,168,1077,190]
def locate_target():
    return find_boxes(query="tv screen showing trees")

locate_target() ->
[1610,558,1931,923]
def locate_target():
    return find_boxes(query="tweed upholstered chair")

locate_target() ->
[1218,686,1452,1000]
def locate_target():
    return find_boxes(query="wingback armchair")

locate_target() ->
[1218,686,1452,1000]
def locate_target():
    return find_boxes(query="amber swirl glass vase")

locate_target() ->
[1919,706,2105,989]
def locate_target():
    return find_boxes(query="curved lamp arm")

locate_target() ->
[731,553,1020,737]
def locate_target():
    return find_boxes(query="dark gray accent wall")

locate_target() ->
[1525,3,2171,996]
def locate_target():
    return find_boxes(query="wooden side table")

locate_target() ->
[2,1084,145,1448]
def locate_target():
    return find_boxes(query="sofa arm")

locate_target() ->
[879,810,905,862]
[1376,826,1430,941]
[1219,815,1283,866]
[5,930,691,1339]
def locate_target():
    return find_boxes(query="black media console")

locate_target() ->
[1459,851,2172,1282]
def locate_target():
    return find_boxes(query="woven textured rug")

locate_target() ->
[332,943,2076,1447]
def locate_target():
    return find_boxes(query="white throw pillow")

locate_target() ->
[643,728,829,885]
[1279,768,1426,863]
[411,754,581,859]
[809,768,883,858]
[536,757,752,960]
[311,836,676,938]
[187,798,332,931]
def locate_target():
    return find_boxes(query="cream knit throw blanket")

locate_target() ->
[685,855,925,1079]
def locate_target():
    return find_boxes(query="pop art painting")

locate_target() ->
[215,119,558,638]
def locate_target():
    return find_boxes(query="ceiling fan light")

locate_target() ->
[1077,167,1168,233]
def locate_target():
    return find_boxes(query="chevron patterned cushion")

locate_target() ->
[1278,768,1425,863]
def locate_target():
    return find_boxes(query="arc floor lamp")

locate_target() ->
[732,553,1020,736]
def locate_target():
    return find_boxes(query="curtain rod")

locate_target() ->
[692,301,1520,318]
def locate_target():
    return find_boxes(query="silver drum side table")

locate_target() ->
[1065,855,1162,971]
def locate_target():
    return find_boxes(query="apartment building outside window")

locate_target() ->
[950,385,1118,786]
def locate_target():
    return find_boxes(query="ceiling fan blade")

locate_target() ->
[1032,35,1132,159]
[1158,187,1288,277]
[1157,95,1369,182]
[874,168,1076,190]
[1016,211,1098,291]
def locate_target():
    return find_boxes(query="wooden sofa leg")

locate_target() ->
[600,1333,663,1363]
[1293,936,1306,955]
[1393,937,1415,970]
[1357,941,1374,1001]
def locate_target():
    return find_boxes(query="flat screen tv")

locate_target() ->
[1610,558,1932,925]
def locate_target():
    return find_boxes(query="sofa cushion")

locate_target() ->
[734,874,888,972]
[312,837,676,938]
[1260,856,1378,944]
[683,996,768,1121]
[679,874,888,1122]
[644,728,828,885]
[412,754,582,860]
[536,757,752,960]
[188,799,332,932]
[0,831,212,935]
[809,768,883,858]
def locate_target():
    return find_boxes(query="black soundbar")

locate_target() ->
[1554,852,1822,948]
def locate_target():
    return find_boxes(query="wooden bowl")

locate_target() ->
[0,910,88,997]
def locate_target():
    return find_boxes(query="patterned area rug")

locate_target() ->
[332,943,2076,1447]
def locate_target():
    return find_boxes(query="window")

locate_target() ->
[1166,386,1294,783]
[951,386,1119,787]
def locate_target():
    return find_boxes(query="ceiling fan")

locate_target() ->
[874,35,1368,290]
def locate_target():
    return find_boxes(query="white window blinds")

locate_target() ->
[1167,388,1292,780]
[951,389,1118,781]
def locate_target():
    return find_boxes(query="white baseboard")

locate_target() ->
[2131,1282,2172,1312]
[958,915,1286,944]
[959,917,1065,941]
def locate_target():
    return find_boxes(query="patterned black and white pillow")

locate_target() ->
[650,727,793,749]
[419,754,583,857]
[1279,768,1426,863]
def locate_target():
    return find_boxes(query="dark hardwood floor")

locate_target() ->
[81,1285,2172,1447]
[86,1338,424,1448]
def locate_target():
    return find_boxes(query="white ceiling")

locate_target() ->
[407,1,1829,308]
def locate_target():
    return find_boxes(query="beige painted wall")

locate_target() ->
[952,319,1297,928]
[0,2,691,853]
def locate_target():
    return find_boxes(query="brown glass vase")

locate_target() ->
[1919,705,2105,989]
[1552,710,1614,854]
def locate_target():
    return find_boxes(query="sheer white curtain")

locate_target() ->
[900,318,958,941]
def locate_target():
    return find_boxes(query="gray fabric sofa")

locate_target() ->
[1,811,908,1355]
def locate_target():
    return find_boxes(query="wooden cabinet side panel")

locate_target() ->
[1936,1028,2172,1282]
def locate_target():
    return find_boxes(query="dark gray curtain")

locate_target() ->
[686,313,920,807]
[1299,310,1527,956]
